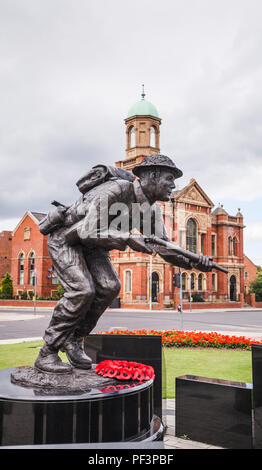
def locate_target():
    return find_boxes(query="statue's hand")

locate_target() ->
[191,255,213,272]
[127,234,153,254]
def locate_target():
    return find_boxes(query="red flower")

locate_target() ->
[96,359,155,382]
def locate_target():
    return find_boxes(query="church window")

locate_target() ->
[212,273,216,291]
[200,234,205,254]
[190,273,196,291]
[150,126,156,147]
[182,272,187,290]
[186,218,197,253]
[18,253,25,285]
[198,273,203,291]
[232,237,237,256]
[29,252,35,285]
[125,270,132,293]
[228,237,232,256]
[211,234,216,257]
[129,126,135,148]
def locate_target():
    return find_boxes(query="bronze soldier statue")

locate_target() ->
[35,155,214,374]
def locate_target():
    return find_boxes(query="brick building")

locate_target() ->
[0,230,12,281]
[244,255,258,295]
[113,91,246,308]
[8,91,253,306]
[11,211,58,299]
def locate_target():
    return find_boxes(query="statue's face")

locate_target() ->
[154,169,176,201]
[139,167,177,203]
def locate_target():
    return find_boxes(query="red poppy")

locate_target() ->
[96,359,155,382]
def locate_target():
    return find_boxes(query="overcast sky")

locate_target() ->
[0,0,261,264]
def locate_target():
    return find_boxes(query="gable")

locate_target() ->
[12,211,45,236]
[173,178,214,208]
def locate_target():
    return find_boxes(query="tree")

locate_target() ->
[0,273,13,299]
[256,265,262,275]
[250,275,262,302]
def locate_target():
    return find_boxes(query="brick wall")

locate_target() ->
[11,213,56,298]
[0,231,12,281]
[244,255,258,295]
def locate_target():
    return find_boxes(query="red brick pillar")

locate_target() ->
[250,293,256,307]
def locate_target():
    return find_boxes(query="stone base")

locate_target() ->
[0,367,161,446]
[10,365,117,394]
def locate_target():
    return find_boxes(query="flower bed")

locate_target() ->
[97,329,262,350]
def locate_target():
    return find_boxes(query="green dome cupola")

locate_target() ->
[127,85,159,118]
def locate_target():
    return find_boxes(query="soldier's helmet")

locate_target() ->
[132,154,183,179]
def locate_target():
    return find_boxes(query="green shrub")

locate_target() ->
[191,293,205,302]
[250,273,262,302]
[0,273,13,299]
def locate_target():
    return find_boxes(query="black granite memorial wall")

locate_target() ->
[175,375,253,449]
[252,344,262,448]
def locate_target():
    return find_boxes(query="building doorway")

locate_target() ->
[230,275,237,301]
[152,272,159,302]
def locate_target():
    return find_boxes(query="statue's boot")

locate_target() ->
[62,336,92,369]
[34,344,73,374]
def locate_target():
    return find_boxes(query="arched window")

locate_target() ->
[200,234,205,254]
[228,237,232,256]
[186,218,197,253]
[125,270,132,293]
[211,234,216,257]
[18,253,25,285]
[29,252,35,285]
[182,272,187,291]
[232,237,237,256]
[151,272,159,302]
[198,273,203,291]
[150,126,156,147]
[230,275,236,301]
[212,273,216,292]
[129,126,135,148]
[190,273,196,291]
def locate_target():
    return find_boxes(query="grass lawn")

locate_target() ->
[163,347,252,398]
[0,341,252,398]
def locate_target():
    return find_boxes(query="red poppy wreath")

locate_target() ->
[96,360,155,382]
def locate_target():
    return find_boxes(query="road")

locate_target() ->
[0,307,262,342]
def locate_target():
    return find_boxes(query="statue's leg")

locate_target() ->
[73,248,121,339]
[35,241,95,373]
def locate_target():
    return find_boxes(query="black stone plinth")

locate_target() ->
[252,344,262,448]
[84,334,163,418]
[175,375,253,449]
[0,368,160,447]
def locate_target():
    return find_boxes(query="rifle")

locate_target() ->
[144,235,228,274]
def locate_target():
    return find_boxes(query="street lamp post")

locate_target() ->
[33,269,37,314]
[149,254,152,311]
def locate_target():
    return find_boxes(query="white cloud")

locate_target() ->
[245,222,262,243]
[0,0,262,237]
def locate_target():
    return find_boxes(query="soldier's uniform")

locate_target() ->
[35,155,186,373]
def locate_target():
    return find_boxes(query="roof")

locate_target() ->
[171,178,214,208]
[31,212,47,222]
[127,86,159,118]
[212,205,228,216]
[12,210,47,236]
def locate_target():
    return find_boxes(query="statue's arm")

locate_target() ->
[151,203,193,268]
